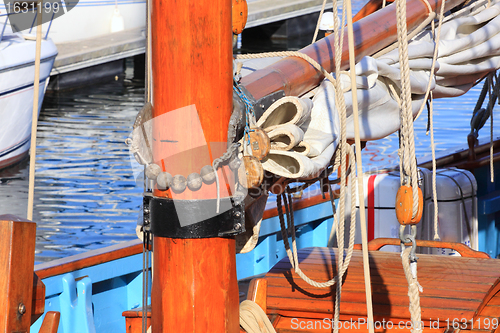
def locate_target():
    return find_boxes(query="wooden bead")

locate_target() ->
[171,175,187,193]
[187,173,203,191]
[157,172,173,191]
[200,165,216,185]
[229,157,242,170]
[145,163,162,181]
[238,156,264,189]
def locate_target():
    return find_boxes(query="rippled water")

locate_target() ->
[0,63,145,263]
[1,18,500,263]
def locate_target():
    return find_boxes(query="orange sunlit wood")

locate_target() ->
[150,0,239,332]
[0,215,37,333]
[248,247,500,333]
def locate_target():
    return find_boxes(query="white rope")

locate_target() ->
[401,247,423,333]
[414,0,447,121]
[490,73,495,182]
[240,300,276,333]
[395,0,423,329]
[276,172,356,289]
[312,0,328,43]
[331,0,349,329]
[429,94,440,241]
[236,52,338,87]
[344,0,375,330]
[396,0,419,218]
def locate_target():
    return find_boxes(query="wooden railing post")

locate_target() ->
[0,215,37,332]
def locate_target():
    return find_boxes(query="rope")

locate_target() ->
[414,0,447,121]
[330,2,349,329]
[212,143,240,213]
[429,94,440,241]
[142,227,151,333]
[396,0,419,218]
[142,0,152,329]
[395,0,423,329]
[240,300,276,333]
[276,181,356,288]
[311,0,328,43]
[344,0,375,330]
[401,247,423,333]
[490,73,498,183]
[236,52,338,87]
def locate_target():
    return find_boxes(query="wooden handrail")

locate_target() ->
[35,239,143,279]
[353,238,490,258]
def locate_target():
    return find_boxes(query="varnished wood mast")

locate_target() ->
[241,0,466,100]
[150,0,238,331]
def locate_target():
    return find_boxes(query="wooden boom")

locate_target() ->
[240,0,466,100]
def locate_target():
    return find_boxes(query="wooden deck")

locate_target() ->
[50,0,332,77]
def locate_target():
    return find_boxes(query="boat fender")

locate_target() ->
[395,186,423,225]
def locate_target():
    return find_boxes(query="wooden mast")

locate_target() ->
[150,0,239,332]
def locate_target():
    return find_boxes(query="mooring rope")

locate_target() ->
[395,0,423,328]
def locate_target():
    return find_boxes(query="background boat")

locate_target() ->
[0,0,146,44]
[0,22,57,169]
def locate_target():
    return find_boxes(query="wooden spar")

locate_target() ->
[240,0,466,100]
[150,0,239,332]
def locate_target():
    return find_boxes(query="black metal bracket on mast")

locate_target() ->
[148,196,245,238]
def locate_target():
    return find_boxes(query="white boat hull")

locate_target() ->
[41,0,145,44]
[0,34,57,169]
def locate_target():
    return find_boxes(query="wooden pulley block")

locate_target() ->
[232,0,248,35]
[395,185,423,225]
[238,156,264,189]
[248,128,270,160]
